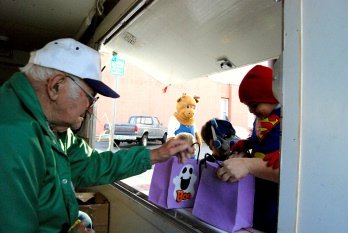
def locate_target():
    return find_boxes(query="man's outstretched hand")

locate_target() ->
[150,138,195,164]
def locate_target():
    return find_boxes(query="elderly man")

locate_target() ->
[0,38,194,233]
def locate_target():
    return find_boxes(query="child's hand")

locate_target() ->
[215,158,250,182]
[263,150,280,169]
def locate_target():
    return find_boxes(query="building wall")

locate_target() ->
[95,52,250,137]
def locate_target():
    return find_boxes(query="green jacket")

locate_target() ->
[0,72,152,232]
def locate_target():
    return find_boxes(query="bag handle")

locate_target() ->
[190,142,200,164]
[197,152,225,181]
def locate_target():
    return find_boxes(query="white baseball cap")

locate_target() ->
[29,38,119,98]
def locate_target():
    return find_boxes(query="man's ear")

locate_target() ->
[47,74,65,101]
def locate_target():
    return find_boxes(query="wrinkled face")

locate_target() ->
[49,75,97,132]
[244,102,277,120]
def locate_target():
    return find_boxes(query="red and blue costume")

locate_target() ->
[233,65,281,233]
[250,106,280,233]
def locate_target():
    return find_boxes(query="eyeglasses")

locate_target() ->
[66,75,99,108]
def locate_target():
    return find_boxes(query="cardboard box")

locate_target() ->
[76,192,109,233]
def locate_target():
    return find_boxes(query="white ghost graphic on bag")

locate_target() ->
[172,164,197,202]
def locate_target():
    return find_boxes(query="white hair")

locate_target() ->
[20,63,80,99]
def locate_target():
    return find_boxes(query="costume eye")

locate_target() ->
[186,104,196,109]
[189,168,193,174]
[183,167,187,173]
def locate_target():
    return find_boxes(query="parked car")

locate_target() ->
[104,115,167,147]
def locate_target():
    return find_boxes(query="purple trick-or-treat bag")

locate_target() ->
[148,156,200,209]
[192,161,255,233]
